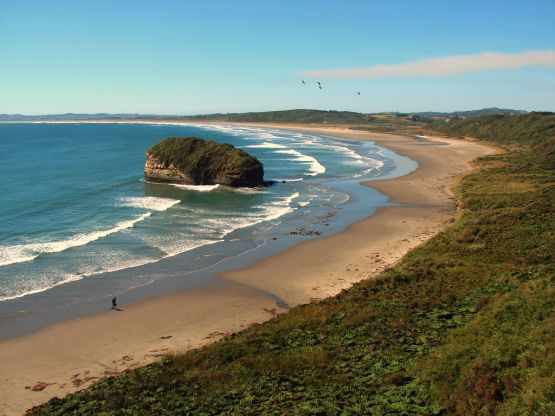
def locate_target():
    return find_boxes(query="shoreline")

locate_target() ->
[0,123,410,340]
[217,124,494,305]
[0,123,493,415]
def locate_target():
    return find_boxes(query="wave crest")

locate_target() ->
[117,196,180,211]
[170,184,221,192]
[245,142,287,149]
[275,149,326,176]
[0,213,151,267]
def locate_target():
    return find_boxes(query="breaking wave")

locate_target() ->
[275,149,326,175]
[0,213,151,268]
[117,196,180,211]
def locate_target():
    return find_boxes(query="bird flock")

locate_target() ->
[301,79,361,96]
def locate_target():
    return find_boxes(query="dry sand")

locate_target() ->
[219,125,494,304]
[0,124,493,415]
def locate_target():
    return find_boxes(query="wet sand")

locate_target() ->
[0,124,494,415]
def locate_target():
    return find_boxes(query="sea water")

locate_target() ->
[0,122,417,336]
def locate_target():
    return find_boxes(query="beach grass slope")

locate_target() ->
[28,114,554,415]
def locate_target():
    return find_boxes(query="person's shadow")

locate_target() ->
[115,308,124,311]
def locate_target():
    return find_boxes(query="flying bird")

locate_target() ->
[317,81,322,90]
[302,79,306,84]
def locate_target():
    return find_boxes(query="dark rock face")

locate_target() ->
[144,137,264,187]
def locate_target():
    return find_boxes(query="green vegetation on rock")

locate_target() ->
[145,137,264,187]
[30,114,554,415]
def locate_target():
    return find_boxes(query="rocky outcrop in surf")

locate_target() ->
[145,137,264,187]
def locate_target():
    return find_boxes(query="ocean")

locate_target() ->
[0,122,417,337]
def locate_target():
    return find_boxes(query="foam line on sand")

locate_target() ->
[0,124,494,415]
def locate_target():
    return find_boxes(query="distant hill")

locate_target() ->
[409,107,528,118]
[0,113,152,121]
[432,112,555,147]
[0,108,531,123]
[0,110,372,124]
[182,109,375,124]
[183,108,528,123]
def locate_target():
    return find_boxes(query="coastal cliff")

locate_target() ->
[144,137,264,187]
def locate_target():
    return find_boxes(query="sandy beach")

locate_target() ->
[0,124,493,415]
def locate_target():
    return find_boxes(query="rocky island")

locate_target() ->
[144,137,264,187]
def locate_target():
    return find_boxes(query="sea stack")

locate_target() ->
[144,137,264,187]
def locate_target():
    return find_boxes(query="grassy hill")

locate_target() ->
[28,114,554,415]
[182,109,375,124]
[1,108,529,126]
[433,112,555,145]
[409,107,528,118]
[179,108,528,125]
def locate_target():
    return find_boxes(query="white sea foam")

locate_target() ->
[310,139,386,173]
[0,250,36,268]
[170,184,221,192]
[197,216,258,236]
[260,205,294,222]
[273,178,304,183]
[0,213,151,268]
[298,199,312,207]
[257,133,279,139]
[255,192,300,222]
[283,191,300,205]
[275,149,326,176]
[0,238,224,302]
[363,158,385,171]
[280,132,381,172]
[2,123,392,302]
[331,145,365,164]
[143,179,221,193]
[336,193,351,205]
[0,272,85,301]
[296,138,369,165]
[184,125,371,178]
[117,196,180,211]
[150,238,222,260]
[228,186,265,194]
[196,191,301,236]
[245,142,287,149]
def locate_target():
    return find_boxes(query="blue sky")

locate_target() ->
[1,0,554,114]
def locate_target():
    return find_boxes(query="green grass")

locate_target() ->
[28,114,554,415]
[432,113,555,145]
[183,109,375,124]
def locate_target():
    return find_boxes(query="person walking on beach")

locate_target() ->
[112,296,117,310]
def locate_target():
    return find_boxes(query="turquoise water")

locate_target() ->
[0,122,393,302]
